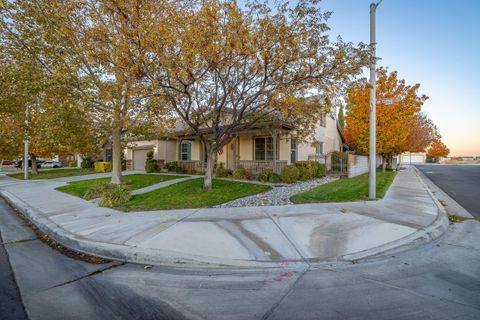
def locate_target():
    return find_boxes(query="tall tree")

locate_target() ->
[344,67,428,167]
[1,0,170,183]
[148,0,368,189]
[403,112,439,153]
[0,48,99,173]
[427,139,449,162]
[338,105,345,129]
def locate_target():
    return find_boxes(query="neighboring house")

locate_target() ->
[398,152,427,166]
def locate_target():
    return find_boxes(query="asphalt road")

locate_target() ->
[416,164,480,218]
[1,196,480,319]
[0,229,28,320]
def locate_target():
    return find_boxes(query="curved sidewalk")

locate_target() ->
[0,169,448,267]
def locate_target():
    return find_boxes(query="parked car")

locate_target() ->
[1,160,15,166]
[14,160,44,168]
[40,161,63,168]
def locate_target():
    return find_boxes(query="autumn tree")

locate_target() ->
[148,0,368,189]
[0,46,99,174]
[427,140,449,162]
[344,67,428,169]
[403,112,439,153]
[1,0,170,183]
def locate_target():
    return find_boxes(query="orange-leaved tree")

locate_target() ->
[427,140,450,162]
[403,112,440,153]
[344,67,428,168]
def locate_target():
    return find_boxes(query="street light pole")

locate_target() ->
[369,0,382,199]
[24,105,29,180]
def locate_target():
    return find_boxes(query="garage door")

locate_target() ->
[404,155,425,163]
[133,149,152,171]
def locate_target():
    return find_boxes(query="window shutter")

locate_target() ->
[186,143,191,160]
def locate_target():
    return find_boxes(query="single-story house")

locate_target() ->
[68,110,344,174]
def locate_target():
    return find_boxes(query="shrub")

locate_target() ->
[145,151,157,173]
[232,167,252,180]
[216,163,231,178]
[175,166,185,174]
[294,161,325,179]
[68,161,77,167]
[94,161,112,173]
[81,157,93,168]
[98,185,132,208]
[256,170,272,182]
[268,172,282,183]
[84,183,132,207]
[297,166,312,181]
[280,165,300,183]
[164,162,179,172]
[257,170,283,183]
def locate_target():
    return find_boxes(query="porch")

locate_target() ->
[177,159,288,175]
[177,125,293,175]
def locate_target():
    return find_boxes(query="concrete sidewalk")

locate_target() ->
[0,168,448,267]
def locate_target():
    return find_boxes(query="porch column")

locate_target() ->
[232,137,237,171]
[272,130,278,173]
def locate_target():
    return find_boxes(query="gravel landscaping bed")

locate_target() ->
[215,176,336,207]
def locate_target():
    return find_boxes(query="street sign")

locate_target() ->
[376,97,400,105]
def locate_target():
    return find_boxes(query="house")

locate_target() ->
[173,112,344,174]
[398,152,427,166]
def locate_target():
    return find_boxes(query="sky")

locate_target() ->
[320,0,480,156]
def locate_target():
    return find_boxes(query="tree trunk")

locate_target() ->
[382,156,387,172]
[203,145,216,190]
[111,126,123,185]
[31,154,38,174]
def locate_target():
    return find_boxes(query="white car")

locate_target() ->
[41,161,63,168]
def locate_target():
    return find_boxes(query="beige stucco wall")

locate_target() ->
[125,140,179,161]
[297,115,342,161]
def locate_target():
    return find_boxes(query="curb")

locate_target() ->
[340,168,449,262]
[0,169,449,268]
[0,189,288,268]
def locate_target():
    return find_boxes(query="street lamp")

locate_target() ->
[369,0,382,199]
[24,105,29,180]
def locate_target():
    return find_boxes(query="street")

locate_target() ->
[1,196,480,320]
[416,164,480,218]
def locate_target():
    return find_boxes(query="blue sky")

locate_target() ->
[320,0,480,156]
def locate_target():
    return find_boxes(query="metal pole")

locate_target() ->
[24,105,29,180]
[368,2,380,199]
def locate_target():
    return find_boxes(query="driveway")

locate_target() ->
[416,164,480,218]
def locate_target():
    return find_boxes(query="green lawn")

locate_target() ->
[292,170,396,204]
[56,174,184,198]
[8,168,96,180]
[120,178,271,211]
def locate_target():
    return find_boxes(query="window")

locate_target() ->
[105,148,113,162]
[316,142,324,155]
[254,137,273,160]
[290,139,297,163]
[180,141,191,160]
[320,114,327,127]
